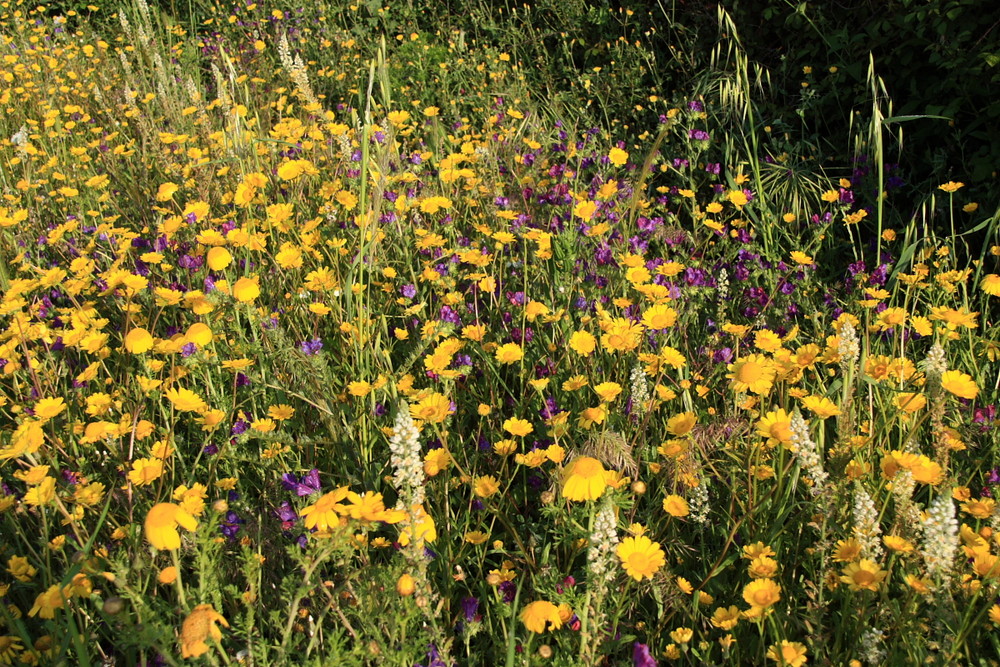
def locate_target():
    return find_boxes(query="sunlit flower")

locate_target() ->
[742,578,781,611]
[727,354,776,395]
[520,600,563,633]
[562,456,610,502]
[766,641,808,666]
[662,495,689,517]
[617,535,665,580]
[940,370,978,399]
[144,503,198,551]
[839,559,887,591]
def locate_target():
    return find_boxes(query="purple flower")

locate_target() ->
[633,642,658,667]
[299,338,323,355]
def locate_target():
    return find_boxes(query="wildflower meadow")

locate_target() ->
[1,0,999,664]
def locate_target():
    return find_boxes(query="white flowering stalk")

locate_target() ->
[790,411,828,493]
[921,342,948,383]
[389,402,425,508]
[688,481,710,525]
[859,627,885,665]
[837,319,860,369]
[277,34,319,107]
[921,494,958,581]
[891,470,923,536]
[716,268,730,303]
[629,363,650,417]
[587,497,619,589]
[852,485,884,561]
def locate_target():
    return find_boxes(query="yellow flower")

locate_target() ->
[165,387,208,413]
[940,370,978,399]
[641,304,677,330]
[144,503,198,551]
[617,535,666,580]
[789,251,813,265]
[662,494,689,517]
[981,274,1000,296]
[158,566,178,584]
[520,600,563,633]
[727,354,776,395]
[711,606,741,630]
[33,397,66,421]
[601,318,643,353]
[748,556,779,579]
[670,627,694,644]
[206,247,232,271]
[743,579,782,615]
[398,504,437,545]
[832,538,862,562]
[180,604,229,658]
[503,418,533,437]
[608,147,628,166]
[593,382,623,403]
[800,395,841,418]
[883,535,915,553]
[893,392,926,414]
[568,330,596,356]
[128,458,164,487]
[938,181,964,193]
[839,559,886,591]
[756,409,793,447]
[299,487,351,532]
[573,200,598,222]
[124,327,154,354]
[766,641,808,666]
[232,276,260,303]
[562,456,610,502]
[28,585,65,619]
[495,342,523,365]
[754,329,783,353]
[473,475,500,498]
[666,411,696,437]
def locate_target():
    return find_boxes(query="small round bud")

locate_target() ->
[396,573,416,596]
[538,645,553,659]
[631,480,647,495]
[102,597,125,615]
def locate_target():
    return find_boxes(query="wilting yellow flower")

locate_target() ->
[561,456,609,502]
[617,535,666,580]
[711,606,741,630]
[520,600,564,633]
[144,503,198,550]
[981,274,1000,296]
[180,604,229,658]
[940,370,978,399]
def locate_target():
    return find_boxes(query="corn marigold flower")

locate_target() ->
[33,397,66,421]
[742,578,781,611]
[520,600,564,633]
[562,456,610,502]
[124,327,154,354]
[617,535,665,581]
[503,418,533,437]
[800,395,841,418]
[28,585,65,620]
[839,559,887,591]
[568,330,597,356]
[711,605,741,630]
[180,604,229,659]
[299,487,351,532]
[756,409,793,447]
[766,641,808,666]
[662,495,689,517]
[495,342,523,365]
[144,503,198,551]
[165,387,208,413]
[666,411,696,437]
[727,354,776,395]
[940,370,978,399]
